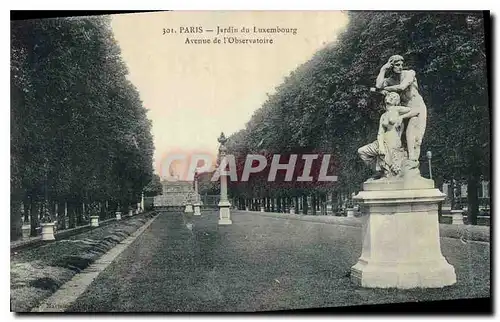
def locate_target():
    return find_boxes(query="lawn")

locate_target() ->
[66,210,490,312]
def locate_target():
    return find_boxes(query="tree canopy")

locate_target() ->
[11,15,156,237]
[225,11,489,221]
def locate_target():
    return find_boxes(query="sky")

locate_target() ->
[110,11,349,176]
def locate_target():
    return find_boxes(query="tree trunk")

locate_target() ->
[467,175,480,225]
[23,194,30,224]
[435,177,444,223]
[68,200,76,229]
[302,195,308,215]
[30,199,40,236]
[450,179,456,210]
[10,197,22,241]
[77,200,84,226]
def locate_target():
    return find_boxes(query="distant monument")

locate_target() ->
[193,171,202,216]
[351,55,456,289]
[217,132,232,225]
[153,171,199,210]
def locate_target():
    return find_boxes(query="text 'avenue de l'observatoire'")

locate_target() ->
[162,25,298,45]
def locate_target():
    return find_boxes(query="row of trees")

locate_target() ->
[223,11,490,223]
[11,15,156,239]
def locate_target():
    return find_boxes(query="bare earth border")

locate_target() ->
[31,214,159,312]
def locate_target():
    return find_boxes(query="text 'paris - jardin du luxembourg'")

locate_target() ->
[162,25,299,45]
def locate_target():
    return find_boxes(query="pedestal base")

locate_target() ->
[218,201,232,225]
[22,225,31,239]
[346,208,355,218]
[184,204,194,213]
[260,207,265,213]
[115,212,122,220]
[351,177,456,289]
[41,223,55,241]
[451,210,464,225]
[351,257,456,289]
[194,203,201,216]
[90,216,99,227]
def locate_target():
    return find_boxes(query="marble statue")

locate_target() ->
[351,56,455,289]
[359,54,428,178]
[358,92,418,179]
[376,55,427,168]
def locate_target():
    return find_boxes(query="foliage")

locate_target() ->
[143,174,163,197]
[225,11,489,220]
[11,15,155,233]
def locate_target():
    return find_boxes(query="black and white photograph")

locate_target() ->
[9,9,491,314]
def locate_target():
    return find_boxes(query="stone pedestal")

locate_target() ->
[218,200,232,225]
[184,204,194,213]
[128,209,133,217]
[290,208,295,214]
[451,210,464,225]
[346,208,355,218]
[22,224,31,239]
[40,223,55,241]
[115,211,122,220]
[193,203,201,216]
[90,215,99,227]
[245,206,249,211]
[260,207,265,212]
[351,177,456,289]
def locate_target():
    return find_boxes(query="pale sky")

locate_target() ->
[111,11,349,175]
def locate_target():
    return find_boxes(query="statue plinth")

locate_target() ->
[218,200,232,225]
[193,202,201,216]
[351,177,456,289]
[184,204,194,213]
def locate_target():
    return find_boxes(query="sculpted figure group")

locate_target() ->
[358,55,428,179]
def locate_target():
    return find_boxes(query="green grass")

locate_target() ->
[66,211,490,312]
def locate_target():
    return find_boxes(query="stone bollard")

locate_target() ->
[128,209,133,217]
[260,207,265,212]
[290,208,295,214]
[245,206,249,211]
[451,210,464,225]
[40,223,55,241]
[22,224,31,239]
[90,215,99,227]
[346,208,355,218]
[115,211,122,220]
[193,202,201,216]
[184,204,194,213]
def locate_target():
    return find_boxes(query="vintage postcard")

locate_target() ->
[10,10,491,313]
